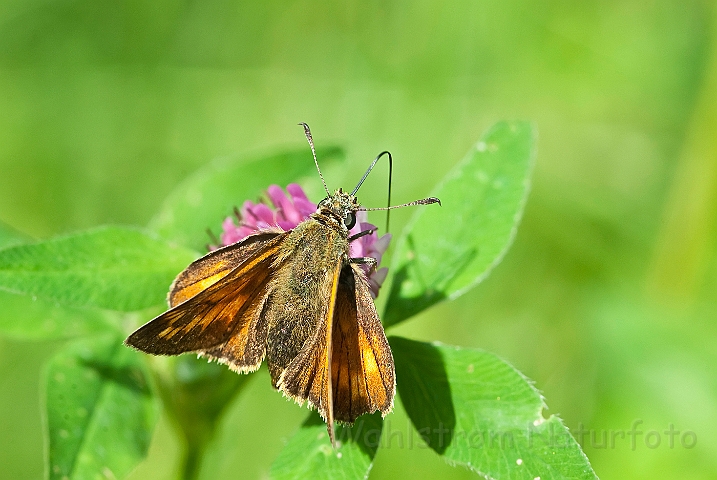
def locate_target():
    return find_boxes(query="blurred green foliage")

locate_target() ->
[0,1,715,479]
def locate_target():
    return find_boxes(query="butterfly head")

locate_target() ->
[317,188,360,231]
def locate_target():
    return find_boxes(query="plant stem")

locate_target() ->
[180,433,209,480]
[155,357,252,480]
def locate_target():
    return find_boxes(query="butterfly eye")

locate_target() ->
[344,212,356,230]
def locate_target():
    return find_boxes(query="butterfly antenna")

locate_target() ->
[358,196,441,211]
[299,123,330,196]
[352,151,393,231]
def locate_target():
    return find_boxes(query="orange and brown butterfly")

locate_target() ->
[125,123,440,445]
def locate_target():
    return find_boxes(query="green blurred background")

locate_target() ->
[1,1,716,479]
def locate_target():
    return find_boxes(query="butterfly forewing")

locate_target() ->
[126,232,287,359]
[332,264,395,422]
[169,231,282,306]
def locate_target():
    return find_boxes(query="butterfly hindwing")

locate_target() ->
[125,232,287,367]
[198,290,272,374]
[331,263,395,423]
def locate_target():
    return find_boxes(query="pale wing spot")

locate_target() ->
[182,316,205,333]
[158,326,180,339]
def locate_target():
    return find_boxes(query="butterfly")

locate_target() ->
[126,123,439,445]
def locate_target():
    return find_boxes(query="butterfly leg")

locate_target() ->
[348,229,375,243]
[349,256,377,274]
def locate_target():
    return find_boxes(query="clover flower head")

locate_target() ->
[216,183,391,298]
